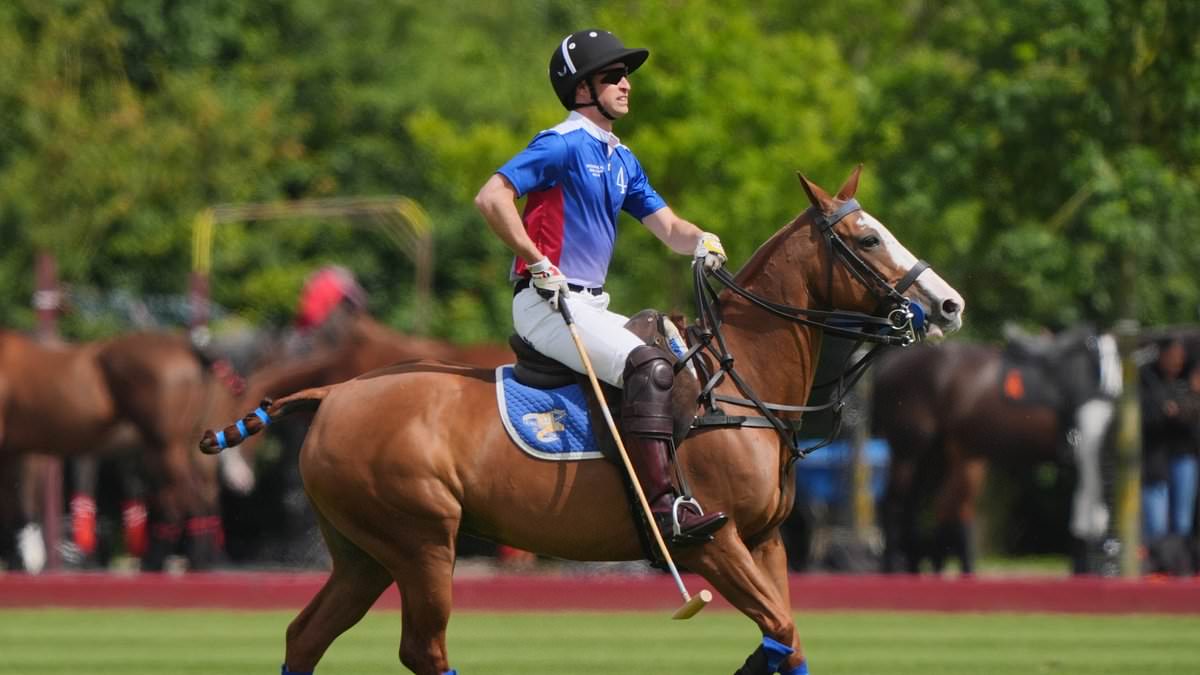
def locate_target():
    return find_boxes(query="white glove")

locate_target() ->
[528,257,568,310]
[694,232,727,271]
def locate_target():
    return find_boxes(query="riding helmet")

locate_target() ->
[548,29,649,109]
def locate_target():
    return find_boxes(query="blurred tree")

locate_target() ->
[0,1,1196,342]
[846,0,1200,334]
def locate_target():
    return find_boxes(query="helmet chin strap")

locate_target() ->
[573,80,616,121]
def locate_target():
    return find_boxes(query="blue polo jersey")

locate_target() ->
[498,112,667,288]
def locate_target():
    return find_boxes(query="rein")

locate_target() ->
[683,201,929,467]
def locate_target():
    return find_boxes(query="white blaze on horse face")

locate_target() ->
[856,213,965,336]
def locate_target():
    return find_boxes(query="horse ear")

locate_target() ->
[835,164,863,201]
[796,172,833,211]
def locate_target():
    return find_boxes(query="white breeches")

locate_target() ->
[512,287,644,387]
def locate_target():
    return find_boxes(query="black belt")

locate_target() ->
[513,278,604,297]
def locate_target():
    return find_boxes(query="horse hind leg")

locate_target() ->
[283,511,392,673]
[363,515,459,675]
[313,494,461,674]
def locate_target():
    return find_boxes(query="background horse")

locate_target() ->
[220,309,513,565]
[873,325,1122,575]
[0,329,240,571]
[205,168,964,674]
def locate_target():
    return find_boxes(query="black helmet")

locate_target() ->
[548,29,649,110]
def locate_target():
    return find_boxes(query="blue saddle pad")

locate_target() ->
[495,366,602,461]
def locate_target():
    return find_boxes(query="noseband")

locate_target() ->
[683,200,934,465]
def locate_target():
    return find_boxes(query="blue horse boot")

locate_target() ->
[733,635,793,674]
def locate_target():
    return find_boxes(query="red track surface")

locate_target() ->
[2,572,1199,613]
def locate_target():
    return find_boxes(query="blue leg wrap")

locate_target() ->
[761,636,794,673]
[781,662,809,675]
[442,671,458,675]
[281,664,313,675]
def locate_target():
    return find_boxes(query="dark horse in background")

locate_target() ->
[204,167,964,674]
[873,325,1122,574]
[0,330,240,571]
[218,309,514,565]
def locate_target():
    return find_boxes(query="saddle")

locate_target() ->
[998,343,1066,411]
[506,309,707,558]
[507,309,701,448]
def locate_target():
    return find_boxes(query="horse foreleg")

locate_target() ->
[142,445,189,571]
[749,528,792,614]
[881,457,920,573]
[933,455,986,575]
[182,449,222,571]
[683,528,806,674]
[284,512,392,673]
[68,457,99,561]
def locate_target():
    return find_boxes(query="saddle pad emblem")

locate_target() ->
[495,366,602,461]
[522,410,566,442]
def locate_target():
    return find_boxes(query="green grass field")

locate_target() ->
[1,609,1198,675]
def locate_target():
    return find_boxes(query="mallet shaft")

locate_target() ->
[558,296,711,620]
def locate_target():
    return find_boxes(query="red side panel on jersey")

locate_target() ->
[513,185,565,278]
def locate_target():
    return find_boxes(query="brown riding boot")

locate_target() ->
[622,346,727,546]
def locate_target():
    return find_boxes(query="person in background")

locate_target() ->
[286,265,369,356]
[1140,337,1200,573]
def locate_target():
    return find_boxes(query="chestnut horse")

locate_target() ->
[0,330,237,571]
[205,168,964,674]
[872,326,1122,574]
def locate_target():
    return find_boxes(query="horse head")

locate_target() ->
[794,166,964,339]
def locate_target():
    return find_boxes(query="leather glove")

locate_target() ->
[528,257,568,311]
[694,232,727,271]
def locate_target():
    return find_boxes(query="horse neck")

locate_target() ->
[711,216,827,409]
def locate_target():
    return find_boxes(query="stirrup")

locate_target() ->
[660,496,726,547]
[670,496,705,537]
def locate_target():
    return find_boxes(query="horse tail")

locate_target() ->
[198,387,331,455]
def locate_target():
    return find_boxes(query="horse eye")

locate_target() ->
[860,235,881,249]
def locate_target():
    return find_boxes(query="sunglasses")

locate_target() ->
[595,67,629,85]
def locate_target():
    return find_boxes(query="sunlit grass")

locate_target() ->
[1,609,1197,675]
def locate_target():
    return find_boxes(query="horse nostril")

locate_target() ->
[942,299,961,317]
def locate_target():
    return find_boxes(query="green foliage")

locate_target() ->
[0,1,1197,339]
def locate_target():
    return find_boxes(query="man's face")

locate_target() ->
[578,64,630,117]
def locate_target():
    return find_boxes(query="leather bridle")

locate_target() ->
[682,200,935,465]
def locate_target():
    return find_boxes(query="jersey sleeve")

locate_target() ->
[621,154,667,220]
[496,131,566,197]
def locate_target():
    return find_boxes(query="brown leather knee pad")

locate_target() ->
[621,345,675,438]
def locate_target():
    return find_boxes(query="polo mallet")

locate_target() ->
[557,293,712,620]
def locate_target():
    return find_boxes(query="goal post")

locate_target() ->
[189,196,434,336]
